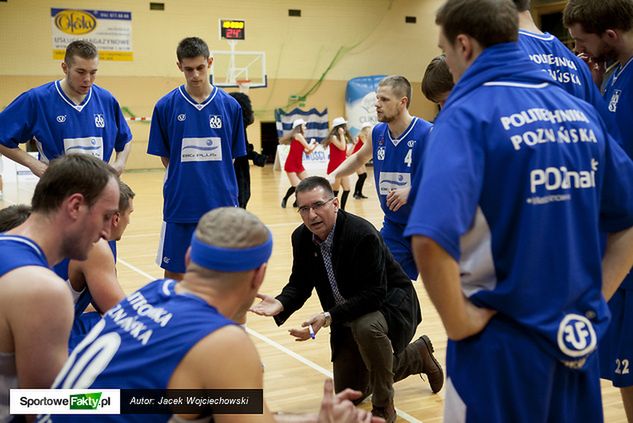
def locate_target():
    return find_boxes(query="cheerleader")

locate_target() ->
[352,122,372,199]
[324,117,352,210]
[281,119,315,208]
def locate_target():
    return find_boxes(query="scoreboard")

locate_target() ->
[220,19,245,40]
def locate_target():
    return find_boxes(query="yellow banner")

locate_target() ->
[52,50,133,61]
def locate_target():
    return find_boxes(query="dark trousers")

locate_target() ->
[332,311,424,407]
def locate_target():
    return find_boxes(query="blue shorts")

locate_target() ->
[68,311,101,352]
[380,219,418,280]
[599,287,633,387]
[156,221,197,274]
[445,316,602,423]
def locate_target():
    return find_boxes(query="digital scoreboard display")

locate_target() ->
[220,19,245,40]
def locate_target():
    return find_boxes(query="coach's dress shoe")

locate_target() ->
[415,335,444,393]
[371,401,396,423]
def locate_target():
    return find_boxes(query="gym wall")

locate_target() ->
[0,0,444,169]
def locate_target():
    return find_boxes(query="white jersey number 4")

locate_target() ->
[404,149,412,168]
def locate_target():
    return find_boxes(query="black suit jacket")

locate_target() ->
[274,210,421,357]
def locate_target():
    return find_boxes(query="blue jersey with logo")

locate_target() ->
[604,58,633,290]
[46,279,236,423]
[604,58,633,171]
[405,43,633,364]
[372,117,432,225]
[147,86,246,223]
[0,82,132,162]
[0,235,48,276]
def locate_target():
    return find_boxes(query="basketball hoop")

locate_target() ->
[236,79,251,94]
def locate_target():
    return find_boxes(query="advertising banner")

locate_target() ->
[345,75,385,136]
[51,9,133,61]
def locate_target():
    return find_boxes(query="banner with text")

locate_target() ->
[11,389,263,415]
[51,9,133,61]
[11,389,120,415]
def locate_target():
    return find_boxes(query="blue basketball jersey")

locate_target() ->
[0,81,132,162]
[0,235,49,417]
[47,279,236,423]
[604,58,633,290]
[0,235,48,276]
[518,31,605,109]
[604,58,633,172]
[405,43,633,364]
[372,117,432,225]
[147,86,247,223]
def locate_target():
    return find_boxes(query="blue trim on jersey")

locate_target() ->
[147,85,247,222]
[0,235,48,276]
[0,82,132,163]
[108,239,117,262]
[178,85,218,109]
[371,116,432,224]
[54,80,92,112]
[405,43,633,363]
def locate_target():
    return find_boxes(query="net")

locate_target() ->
[236,79,251,94]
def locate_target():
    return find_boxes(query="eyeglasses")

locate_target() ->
[297,197,335,215]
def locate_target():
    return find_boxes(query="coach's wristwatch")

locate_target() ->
[322,312,332,327]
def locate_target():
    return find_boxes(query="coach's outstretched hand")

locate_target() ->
[250,293,284,316]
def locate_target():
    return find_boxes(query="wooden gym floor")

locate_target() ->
[1,164,626,422]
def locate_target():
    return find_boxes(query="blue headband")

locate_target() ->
[189,231,273,272]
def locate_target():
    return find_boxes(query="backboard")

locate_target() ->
[210,47,267,89]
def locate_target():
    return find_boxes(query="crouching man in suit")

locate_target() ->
[252,176,443,423]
